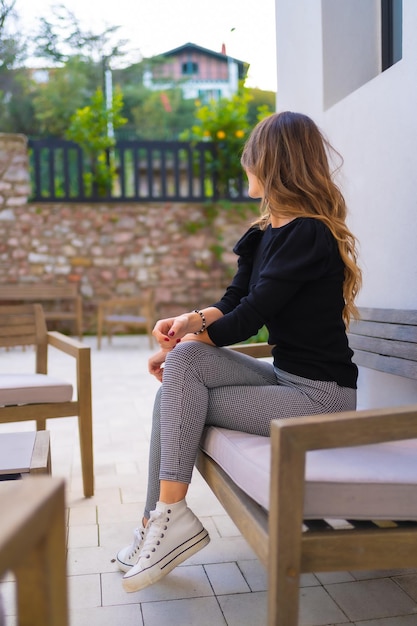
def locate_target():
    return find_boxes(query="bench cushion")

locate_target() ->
[0,374,73,405]
[200,426,417,521]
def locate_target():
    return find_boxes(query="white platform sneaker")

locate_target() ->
[122,500,210,593]
[116,526,146,573]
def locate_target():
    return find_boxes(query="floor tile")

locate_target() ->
[67,546,118,576]
[68,574,101,610]
[70,604,143,626]
[325,578,417,621]
[67,523,99,549]
[192,536,257,565]
[69,505,97,525]
[204,562,251,595]
[141,596,226,626]
[217,591,268,626]
[315,571,356,585]
[299,586,348,625]
[392,573,417,602]
[97,501,144,524]
[237,559,268,592]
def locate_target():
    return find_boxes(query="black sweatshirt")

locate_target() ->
[207,218,358,389]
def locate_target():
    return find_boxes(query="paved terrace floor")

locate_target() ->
[1,335,417,626]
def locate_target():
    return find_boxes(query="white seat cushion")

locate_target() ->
[199,426,417,521]
[0,374,73,405]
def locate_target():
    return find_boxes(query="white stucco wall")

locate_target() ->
[275,0,417,406]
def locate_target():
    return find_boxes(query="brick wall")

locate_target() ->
[0,134,257,333]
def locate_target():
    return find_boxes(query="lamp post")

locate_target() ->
[103,57,114,139]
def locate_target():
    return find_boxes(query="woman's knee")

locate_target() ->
[165,340,214,368]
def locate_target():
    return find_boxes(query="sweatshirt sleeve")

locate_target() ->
[207,219,338,346]
[210,227,264,314]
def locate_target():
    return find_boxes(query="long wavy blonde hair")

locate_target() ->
[240,111,362,327]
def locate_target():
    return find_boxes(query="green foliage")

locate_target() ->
[181,87,272,196]
[246,88,276,126]
[129,88,195,140]
[65,87,127,196]
[245,325,269,344]
[32,57,92,137]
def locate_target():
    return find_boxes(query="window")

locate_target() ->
[182,61,198,76]
[381,0,402,71]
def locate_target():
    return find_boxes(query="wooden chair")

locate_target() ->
[0,283,83,339]
[0,476,68,625]
[97,293,155,349]
[0,304,93,497]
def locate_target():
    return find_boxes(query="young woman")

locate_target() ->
[117,111,362,593]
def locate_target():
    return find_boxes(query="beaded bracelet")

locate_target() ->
[193,309,207,335]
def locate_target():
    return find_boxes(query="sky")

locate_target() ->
[11,0,278,92]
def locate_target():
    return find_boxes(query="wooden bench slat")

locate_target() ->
[357,307,417,324]
[350,319,417,342]
[349,335,417,361]
[352,349,417,379]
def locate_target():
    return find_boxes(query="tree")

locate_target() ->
[0,0,26,72]
[129,88,195,140]
[32,4,129,67]
[65,87,127,196]
[32,57,92,137]
[182,87,272,195]
[0,1,32,132]
[246,88,276,126]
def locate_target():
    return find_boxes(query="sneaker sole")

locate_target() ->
[122,528,210,593]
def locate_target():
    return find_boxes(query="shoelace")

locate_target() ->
[140,509,171,559]
[128,527,144,559]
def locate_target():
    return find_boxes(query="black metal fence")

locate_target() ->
[28,138,251,203]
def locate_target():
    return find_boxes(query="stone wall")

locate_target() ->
[0,134,257,333]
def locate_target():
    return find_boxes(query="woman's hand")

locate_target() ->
[152,308,222,351]
[148,349,170,382]
[152,314,191,349]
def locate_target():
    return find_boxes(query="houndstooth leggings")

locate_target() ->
[144,341,356,517]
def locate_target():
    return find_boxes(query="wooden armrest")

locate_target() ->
[47,331,88,358]
[228,342,272,358]
[271,403,417,452]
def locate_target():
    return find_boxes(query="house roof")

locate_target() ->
[157,42,249,79]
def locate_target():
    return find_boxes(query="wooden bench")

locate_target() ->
[0,283,83,338]
[196,307,417,625]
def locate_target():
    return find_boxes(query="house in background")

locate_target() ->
[143,42,249,101]
[274,0,416,408]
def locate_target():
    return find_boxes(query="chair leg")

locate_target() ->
[77,349,94,497]
[36,418,47,430]
[269,560,300,626]
[97,313,102,350]
[77,411,94,497]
